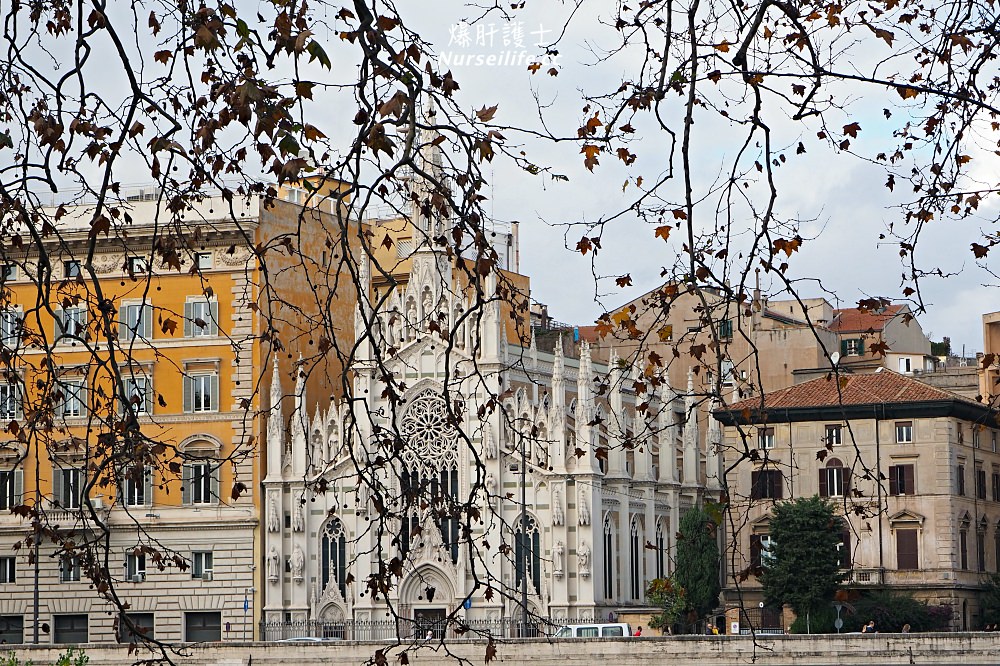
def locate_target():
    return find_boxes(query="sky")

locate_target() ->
[393,2,999,354]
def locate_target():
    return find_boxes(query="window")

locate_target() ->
[825,424,843,447]
[122,376,151,415]
[895,421,913,444]
[57,379,86,418]
[126,553,146,582]
[603,516,615,599]
[123,467,151,507]
[993,432,997,453]
[0,309,20,347]
[119,302,151,341]
[0,557,14,583]
[196,252,213,270]
[59,556,81,583]
[974,428,981,449]
[720,359,735,387]
[184,299,218,337]
[516,516,542,595]
[819,459,850,498]
[192,551,214,579]
[655,523,666,579]
[321,519,346,595]
[0,264,17,281]
[978,468,988,500]
[898,357,912,373]
[758,427,775,450]
[0,615,23,644]
[718,319,733,339]
[895,529,919,570]
[750,534,776,568]
[957,464,967,496]
[118,613,154,643]
[837,530,852,569]
[55,306,87,341]
[128,257,147,274]
[750,470,783,500]
[888,464,915,496]
[960,525,969,570]
[53,614,88,644]
[0,383,20,420]
[630,519,643,601]
[184,374,219,413]
[53,467,83,509]
[183,460,218,505]
[184,611,221,642]
[63,260,81,278]
[978,525,987,572]
[842,338,864,357]
[993,472,1000,502]
[0,469,22,510]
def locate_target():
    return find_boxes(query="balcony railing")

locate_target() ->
[259,618,552,642]
[846,568,885,585]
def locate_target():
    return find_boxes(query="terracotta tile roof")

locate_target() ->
[727,369,973,412]
[829,304,905,333]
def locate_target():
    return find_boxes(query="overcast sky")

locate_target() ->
[395,2,998,355]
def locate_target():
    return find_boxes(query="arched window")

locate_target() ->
[819,458,849,498]
[655,522,666,578]
[630,517,643,600]
[321,517,347,598]
[603,515,616,600]
[515,516,541,593]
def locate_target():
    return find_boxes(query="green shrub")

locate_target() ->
[847,590,951,632]
[789,605,838,634]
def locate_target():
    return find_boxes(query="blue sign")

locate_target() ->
[244,595,249,613]
[463,598,472,610]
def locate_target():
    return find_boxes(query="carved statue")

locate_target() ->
[485,472,497,498]
[484,430,498,459]
[422,289,433,321]
[553,540,565,577]
[267,495,280,533]
[406,299,417,331]
[577,541,591,578]
[267,547,280,582]
[552,487,564,526]
[290,544,305,582]
[578,489,591,525]
[356,480,370,513]
[292,498,305,532]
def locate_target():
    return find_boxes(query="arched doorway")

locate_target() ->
[399,565,456,639]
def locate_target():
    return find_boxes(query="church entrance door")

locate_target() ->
[414,608,447,639]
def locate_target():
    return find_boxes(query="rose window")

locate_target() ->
[400,391,458,469]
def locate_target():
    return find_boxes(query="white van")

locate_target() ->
[553,623,632,638]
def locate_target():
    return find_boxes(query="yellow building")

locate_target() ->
[0,182,356,644]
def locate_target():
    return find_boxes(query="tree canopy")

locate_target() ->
[761,496,845,616]
[675,506,722,620]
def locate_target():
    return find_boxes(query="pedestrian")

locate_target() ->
[901,624,910,633]
[633,626,643,637]
[712,624,720,635]
[862,620,876,634]
[705,623,714,635]
[424,629,433,640]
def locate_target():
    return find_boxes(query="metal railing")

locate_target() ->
[259,618,554,642]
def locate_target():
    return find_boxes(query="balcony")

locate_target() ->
[846,568,885,585]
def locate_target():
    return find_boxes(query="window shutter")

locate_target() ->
[896,529,919,570]
[857,339,865,356]
[13,470,22,506]
[889,466,899,495]
[143,467,153,506]
[904,465,915,495]
[750,534,762,568]
[79,308,88,336]
[818,469,828,497]
[144,381,153,415]
[209,301,219,335]
[118,306,127,341]
[181,464,191,505]
[774,471,784,499]
[184,302,193,337]
[143,305,152,338]
[210,464,220,505]
[183,376,193,413]
[14,385,22,420]
[843,467,852,494]
[840,339,849,356]
[840,530,852,568]
[52,467,63,506]
[54,307,64,340]
[750,471,761,500]
[210,374,219,412]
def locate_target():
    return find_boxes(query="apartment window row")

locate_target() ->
[51,459,219,509]
[0,610,223,644]
[753,527,921,572]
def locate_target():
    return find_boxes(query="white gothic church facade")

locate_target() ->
[261,146,719,634]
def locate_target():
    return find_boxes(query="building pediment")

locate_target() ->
[888,509,924,526]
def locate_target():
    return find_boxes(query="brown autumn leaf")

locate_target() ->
[581,144,601,171]
[486,637,497,663]
[160,318,178,335]
[972,243,990,258]
[655,225,672,241]
[897,86,919,100]
[714,41,731,52]
[843,122,862,138]
[476,104,498,122]
[616,274,632,287]
[527,61,542,73]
